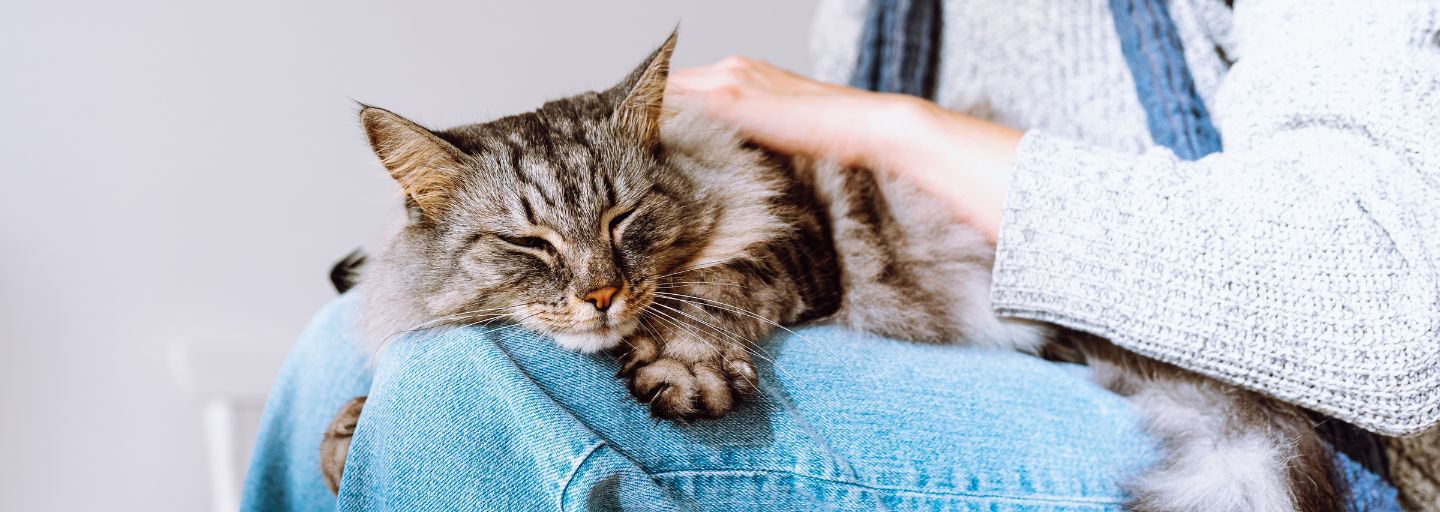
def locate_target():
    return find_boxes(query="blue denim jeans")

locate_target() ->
[242,294,1399,511]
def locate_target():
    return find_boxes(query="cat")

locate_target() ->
[319,32,1344,511]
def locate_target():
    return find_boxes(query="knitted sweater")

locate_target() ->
[811,0,1440,437]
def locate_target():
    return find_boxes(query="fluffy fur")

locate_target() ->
[319,33,1345,511]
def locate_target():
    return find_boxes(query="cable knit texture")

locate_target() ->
[813,0,1440,437]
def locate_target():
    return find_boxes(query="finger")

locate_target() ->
[667,68,738,93]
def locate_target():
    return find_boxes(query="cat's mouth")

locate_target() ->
[538,292,646,353]
[548,319,638,354]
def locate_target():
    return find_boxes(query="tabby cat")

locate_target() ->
[320,33,1344,511]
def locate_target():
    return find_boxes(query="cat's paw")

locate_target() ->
[319,395,367,494]
[616,334,758,421]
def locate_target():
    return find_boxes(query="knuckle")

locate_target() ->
[719,55,750,67]
[710,83,744,102]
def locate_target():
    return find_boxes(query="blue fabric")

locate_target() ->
[850,0,1222,159]
[242,295,1399,510]
[849,0,942,97]
[1108,0,1224,160]
[242,297,373,510]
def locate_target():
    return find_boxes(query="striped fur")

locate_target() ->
[321,33,1344,511]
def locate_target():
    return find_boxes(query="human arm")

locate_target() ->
[667,57,1021,243]
[987,0,1440,436]
[670,0,1440,435]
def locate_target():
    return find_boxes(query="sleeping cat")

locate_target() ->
[321,33,1344,511]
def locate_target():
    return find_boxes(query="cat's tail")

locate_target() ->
[330,248,367,294]
[1073,335,1346,512]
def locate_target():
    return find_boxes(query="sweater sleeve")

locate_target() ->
[991,0,1440,436]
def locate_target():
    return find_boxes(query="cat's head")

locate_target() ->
[360,32,776,352]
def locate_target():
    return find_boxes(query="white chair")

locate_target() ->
[169,340,285,512]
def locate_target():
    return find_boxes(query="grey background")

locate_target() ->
[0,1,817,510]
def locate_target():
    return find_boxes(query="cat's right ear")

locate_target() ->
[610,30,677,147]
[359,105,466,217]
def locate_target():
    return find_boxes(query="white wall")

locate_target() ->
[0,1,816,510]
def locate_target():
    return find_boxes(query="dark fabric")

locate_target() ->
[1108,0,1224,160]
[1317,417,1394,485]
[848,0,942,98]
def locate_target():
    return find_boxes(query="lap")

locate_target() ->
[242,296,374,512]
[343,297,1156,511]
[243,296,1398,511]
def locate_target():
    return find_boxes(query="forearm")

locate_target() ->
[865,97,1022,244]
[991,125,1440,436]
[669,58,1022,244]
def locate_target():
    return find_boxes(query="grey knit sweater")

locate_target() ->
[811,0,1440,437]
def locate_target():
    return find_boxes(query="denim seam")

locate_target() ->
[651,469,1127,506]
[756,377,857,480]
[557,440,608,512]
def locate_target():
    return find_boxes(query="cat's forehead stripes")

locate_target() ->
[448,105,650,238]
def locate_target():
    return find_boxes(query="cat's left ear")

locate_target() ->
[610,30,677,146]
[359,105,467,217]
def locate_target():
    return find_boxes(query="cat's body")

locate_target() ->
[322,33,1343,511]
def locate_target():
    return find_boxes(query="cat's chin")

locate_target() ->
[550,328,625,354]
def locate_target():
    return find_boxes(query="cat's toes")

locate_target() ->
[615,334,661,379]
[616,350,648,379]
[628,358,735,421]
[722,354,759,398]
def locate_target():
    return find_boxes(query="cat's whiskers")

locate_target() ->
[653,260,734,281]
[654,281,742,289]
[460,310,539,331]
[647,302,783,370]
[638,316,664,342]
[409,304,532,332]
[649,302,749,350]
[652,291,854,370]
[640,309,793,410]
[642,306,787,400]
[380,303,535,349]
[643,306,723,357]
[644,304,792,392]
[652,292,810,342]
[465,319,537,339]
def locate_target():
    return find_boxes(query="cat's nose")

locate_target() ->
[583,286,619,312]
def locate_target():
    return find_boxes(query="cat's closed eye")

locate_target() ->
[499,234,552,252]
[609,209,634,237]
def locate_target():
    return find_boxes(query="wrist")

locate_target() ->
[870,96,1023,243]
[857,94,938,171]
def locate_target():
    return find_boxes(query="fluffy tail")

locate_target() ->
[1074,335,1345,512]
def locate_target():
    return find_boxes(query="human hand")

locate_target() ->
[667,56,1022,243]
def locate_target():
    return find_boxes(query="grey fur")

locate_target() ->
[320,33,1344,511]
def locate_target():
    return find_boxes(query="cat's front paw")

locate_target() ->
[616,333,758,421]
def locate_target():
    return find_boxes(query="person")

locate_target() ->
[244,0,1438,509]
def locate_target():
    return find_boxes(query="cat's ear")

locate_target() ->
[611,30,677,146]
[359,105,466,216]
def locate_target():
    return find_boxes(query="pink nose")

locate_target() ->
[583,286,619,311]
